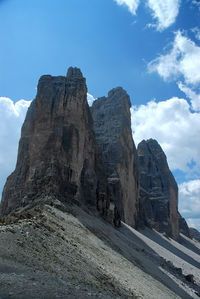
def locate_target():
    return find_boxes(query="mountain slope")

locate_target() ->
[0,200,199,298]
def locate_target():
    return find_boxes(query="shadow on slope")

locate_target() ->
[179,234,200,256]
[76,207,198,299]
[141,229,200,269]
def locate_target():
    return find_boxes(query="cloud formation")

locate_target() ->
[179,179,200,230]
[114,0,180,30]
[147,0,180,31]
[0,97,31,198]
[191,27,200,40]
[148,31,200,86]
[131,97,200,172]
[114,0,140,15]
[178,82,200,111]
[87,93,96,107]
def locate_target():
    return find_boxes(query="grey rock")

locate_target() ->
[137,139,179,239]
[91,87,139,227]
[189,227,200,241]
[178,213,190,237]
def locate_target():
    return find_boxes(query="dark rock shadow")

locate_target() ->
[179,234,200,256]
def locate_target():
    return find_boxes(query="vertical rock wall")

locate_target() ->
[91,88,139,227]
[0,68,108,216]
[137,139,179,239]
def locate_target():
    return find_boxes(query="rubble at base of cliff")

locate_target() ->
[0,200,200,299]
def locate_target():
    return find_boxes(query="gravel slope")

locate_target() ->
[0,200,199,298]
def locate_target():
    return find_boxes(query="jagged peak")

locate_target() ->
[108,86,127,98]
[139,138,159,146]
[92,87,131,109]
[108,87,130,105]
[138,139,164,156]
[66,67,83,79]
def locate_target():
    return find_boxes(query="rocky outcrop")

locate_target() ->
[179,213,190,237]
[91,87,139,227]
[0,67,108,216]
[189,227,200,241]
[137,139,179,239]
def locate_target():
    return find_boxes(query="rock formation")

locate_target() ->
[137,139,179,239]
[189,227,200,241]
[0,67,108,216]
[179,213,190,237]
[1,66,189,241]
[91,87,139,227]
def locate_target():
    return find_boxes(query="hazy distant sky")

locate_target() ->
[0,0,200,230]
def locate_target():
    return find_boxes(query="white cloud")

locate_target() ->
[179,180,200,230]
[147,0,180,31]
[148,31,200,86]
[114,0,140,15]
[178,82,200,111]
[87,93,96,107]
[191,27,200,40]
[192,0,200,9]
[131,97,200,172]
[114,0,180,30]
[0,97,31,199]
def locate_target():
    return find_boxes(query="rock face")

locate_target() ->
[179,213,190,237]
[189,227,200,241]
[0,67,108,216]
[91,87,139,227]
[137,139,179,239]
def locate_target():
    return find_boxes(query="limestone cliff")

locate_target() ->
[91,87,139,227]
[137,139,179,239]
[0,67,108,216]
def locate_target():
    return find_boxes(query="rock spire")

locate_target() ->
[0,67,108,216]
[137,139,179,239]
[91,87,139,227]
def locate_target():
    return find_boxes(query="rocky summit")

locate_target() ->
[137,139,179,239]
[0,67,108,217]
[91,87,139,227]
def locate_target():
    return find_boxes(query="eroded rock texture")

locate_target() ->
[0,67,108,216]
[137,139,179,239]
[91,87,139,227]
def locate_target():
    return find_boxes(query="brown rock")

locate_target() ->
[0,67,108,216]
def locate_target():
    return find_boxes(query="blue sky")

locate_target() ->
[0,0,200,230]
